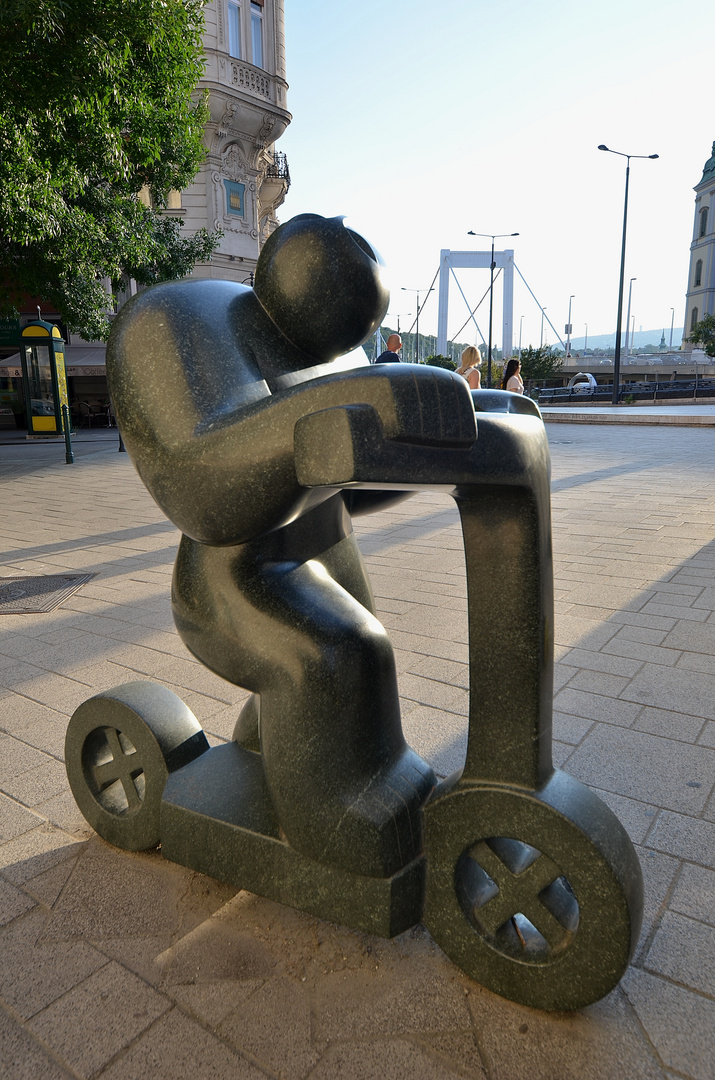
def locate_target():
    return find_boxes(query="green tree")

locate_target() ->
[517,345,563,382]
[687,313,715,357]
[0,0,218,339]
[423,354,456,370]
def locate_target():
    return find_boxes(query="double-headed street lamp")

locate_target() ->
[598,144,658,404]
[467,230,519,387]
[566,295,575,357]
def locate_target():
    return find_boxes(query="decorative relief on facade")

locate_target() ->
[231,63,272,100]
[254,115,276,149]
[220,100,242,132]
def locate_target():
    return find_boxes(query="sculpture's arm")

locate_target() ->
[116,363,477,546]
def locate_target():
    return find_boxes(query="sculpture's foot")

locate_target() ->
[311,747,437,878]
[233,694,260,753]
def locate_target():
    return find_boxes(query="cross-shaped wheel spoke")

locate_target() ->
[90,728,144,811]
[465,842,574,950]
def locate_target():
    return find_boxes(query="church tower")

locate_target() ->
[683,142,715,349]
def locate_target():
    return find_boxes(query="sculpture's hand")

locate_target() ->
[366,365,477,447]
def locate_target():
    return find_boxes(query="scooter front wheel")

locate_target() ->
[422,772,643,1011]
[65,681,209,851]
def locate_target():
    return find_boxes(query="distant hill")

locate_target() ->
[567,328,683,352]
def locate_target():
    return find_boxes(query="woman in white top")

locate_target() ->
[455,345,481,389]
[502,357,524,394]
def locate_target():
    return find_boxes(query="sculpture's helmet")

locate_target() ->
[253,214,390,362]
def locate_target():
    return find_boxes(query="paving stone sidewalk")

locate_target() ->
[0,423,714,1080]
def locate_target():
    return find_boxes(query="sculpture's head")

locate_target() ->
[254,213,390,363]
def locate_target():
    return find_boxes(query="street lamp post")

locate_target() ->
[566,295,575,357]
[401,288,432,364]
[669,307,675,350]
[518,315,524,359]
[598,144,658,404]
[584,323,588,353]
[467,230,519,388]
[624,278,636,362]
[540,308,547,348]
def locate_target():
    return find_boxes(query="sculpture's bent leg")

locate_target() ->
[172,510,434,878]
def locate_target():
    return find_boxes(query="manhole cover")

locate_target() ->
[0,574,96,614]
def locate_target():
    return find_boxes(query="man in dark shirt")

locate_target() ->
[375,333,402,363]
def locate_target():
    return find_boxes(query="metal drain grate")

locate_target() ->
[0,574,97,614]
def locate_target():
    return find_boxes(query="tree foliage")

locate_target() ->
[0,0,218,339]
[518,345,563,382]
[687,314,715,358]
[423,354,456,370]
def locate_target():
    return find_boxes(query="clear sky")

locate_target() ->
[278,0,715,349]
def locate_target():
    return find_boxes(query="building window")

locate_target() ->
[695,259,703,287]
[691,307,699,332]
[228,1,241,58]
[223,179,246,217]
[251,2,263,67]
[700,207,708,238]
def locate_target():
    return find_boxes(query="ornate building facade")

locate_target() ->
[182,0,292,283]
[683,142,715,348]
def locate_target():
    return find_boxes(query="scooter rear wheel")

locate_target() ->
[65,681,208,851]
[423,772,643,1011]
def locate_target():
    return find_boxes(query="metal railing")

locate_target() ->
[535,379,715,405]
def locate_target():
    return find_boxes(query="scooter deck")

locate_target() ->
[160,741,425,938]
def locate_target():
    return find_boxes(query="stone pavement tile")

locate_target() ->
[565,669,632,696]
[639,601,710,622]
[676,651,715,678]
[401,704,467,777]
[219,976,321,1079]
[609,609,678,632]
[167,977,265,1027]
[553,614,621,650]
[6,671,93,714]
[693,586,715,610]
[2,757,68,808]
[311,956,471,1043]
[0,822,81,889]
[28,960,171,1078]
[699,722,715,747]
[586,789,658,844]
[407,654,469,690]
[0,791,46,843]
[621,664,715,721]
[602,638,682,666]
[552,688,641,727]
[614,624,669,645]
[309,1037,476,1080]
[42,838,194,943]
[553,664,579,691]
[669,862,715,927]
[552,712,593,745]
[0,906,108,1018]
[33,788,94,837]
[466,984,666,1080]
[398,673,468,715]
[567,727,715,813]
[622,969,715,1080]
[557,582,654,612]
[632,706,707,743]
[647,811,715,867]
[387,628,469,666]
[557,648,642,677]
[644,912,715,997]
[0,1005,76,1080]
[0,734,55,783]
[632,847,681,961]
[99,1006,267,1080]
[552,740,574,768]
[663,621,715,655]
[416,1033,488,1078]
[0,876,36,926]
[157,917,278,988]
